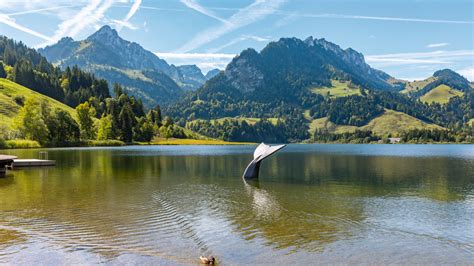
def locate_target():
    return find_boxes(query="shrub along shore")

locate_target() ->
[0,138,251,149]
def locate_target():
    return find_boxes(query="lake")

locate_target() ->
[0,144,473,264]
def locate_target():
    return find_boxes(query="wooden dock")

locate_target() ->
[0,155,17,176]
[1,154,56,177]
[13,159,56,167]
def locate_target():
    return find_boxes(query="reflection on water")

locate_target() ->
[0,144,473,264]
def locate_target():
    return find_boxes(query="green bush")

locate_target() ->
[13,95,25,106]
[85,140,125,147]
[5,139,41,148]
[0,138,6,149]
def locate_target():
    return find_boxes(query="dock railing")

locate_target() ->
[39,151,48,160]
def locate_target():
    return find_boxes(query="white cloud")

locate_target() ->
[110,19,138,30]
[0,14,53,41]
[398,76,432,82]
[274,11,298,27]
[366,50,474,67]
[177,0,285,53]
[37,0,114,47]
[427,43,450,48]
[155,52,236,59]
[0,0,64,10]
[115,0,141,32]
[208,34,272,52]
[5,5,76,16]
[294,13,474,24]
[458,68,474,81]
[155,52,236,72]
[180,0,227,23]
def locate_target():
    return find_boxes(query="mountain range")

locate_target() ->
[38,26,211,107]
[2,25,471,142]
[164,36,472,141]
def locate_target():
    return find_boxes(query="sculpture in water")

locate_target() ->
[242,143,286,179]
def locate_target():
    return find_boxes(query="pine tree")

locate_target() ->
[119,103,135,142]
[0,62,6,78]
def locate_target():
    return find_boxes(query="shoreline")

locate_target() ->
[0,138,256,150]
[1,140,472,150]
[143,138,254,145]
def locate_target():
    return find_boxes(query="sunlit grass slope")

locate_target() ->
[0,78,77,130]
[310,80,362,98]
[400,76,437,94]
[420,84,463,104]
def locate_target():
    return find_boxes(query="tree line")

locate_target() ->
[1,36,110,106]
[1,83,187,147]
[186,115,308,143]
[313,128,473,143]
[0,36,190,147]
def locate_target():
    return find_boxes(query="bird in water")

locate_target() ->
[199,256,216,264]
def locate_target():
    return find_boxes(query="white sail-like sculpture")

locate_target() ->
[242,143,286,179]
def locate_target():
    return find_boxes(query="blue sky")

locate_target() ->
[0,0,473,80]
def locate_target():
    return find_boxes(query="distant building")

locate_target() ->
[388,137,401,144]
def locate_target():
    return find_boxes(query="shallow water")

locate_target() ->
[0,144,473,264]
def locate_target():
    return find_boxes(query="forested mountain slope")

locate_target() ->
[164,37,472,142]
[39,26,209,107]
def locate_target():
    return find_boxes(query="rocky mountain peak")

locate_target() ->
[57,36,74,44]
[434,69,462,78]
[225,48,263,93]
[205,69,221,79]
[87,25,119,43]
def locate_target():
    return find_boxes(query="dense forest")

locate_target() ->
[166,82,472,142]
[0,36,185,147]
[0,35,472,145]
[164,37,472,143]
[1,36,109,106]
[313,128,472,143]
[186,115,308,143]
[2,82,186,147]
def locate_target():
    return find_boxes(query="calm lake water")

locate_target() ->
[0,144,473,264]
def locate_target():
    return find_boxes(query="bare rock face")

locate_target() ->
[205,69,221,80]
[85,25,170,72]
[174,64,207,91]
[225,57,264,94]
[223,49,264,94]
[309,37,391,82]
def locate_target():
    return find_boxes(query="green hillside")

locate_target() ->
[310,80,362,98]
[214,117,279,125]
[400,77,437,94]
[310,109,444,137]
[188,117,279,126]
[0,78,77,130]
[420,84,464,104]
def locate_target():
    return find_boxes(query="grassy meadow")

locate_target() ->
[420,84,464,104]
[310,80,362,98]
[400,76,437,94]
